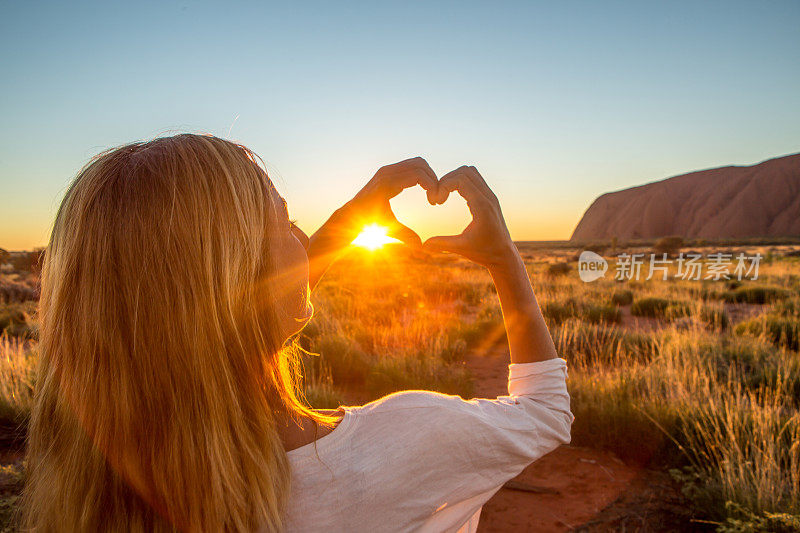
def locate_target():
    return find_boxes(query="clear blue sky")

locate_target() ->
[1,0,798,249]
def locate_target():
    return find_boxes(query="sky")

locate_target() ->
[1,1,799,250]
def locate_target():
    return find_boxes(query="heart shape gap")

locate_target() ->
[389,186,472,243]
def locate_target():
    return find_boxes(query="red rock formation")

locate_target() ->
[570,153,800,241]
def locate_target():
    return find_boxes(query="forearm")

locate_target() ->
[488,253,557,364]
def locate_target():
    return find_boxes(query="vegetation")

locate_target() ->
[653,236,684,256]
[1,243,799,530]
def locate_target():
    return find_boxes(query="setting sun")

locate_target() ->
[351,224,399,250]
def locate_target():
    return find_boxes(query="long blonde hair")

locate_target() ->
[23,134,334,531]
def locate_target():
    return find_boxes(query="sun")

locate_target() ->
[351,224,399,250]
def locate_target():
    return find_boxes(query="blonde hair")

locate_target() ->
[23,134,335,531]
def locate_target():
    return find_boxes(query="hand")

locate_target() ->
[307,157,438,288]
[423,166,520,271]
[340,156,439,245]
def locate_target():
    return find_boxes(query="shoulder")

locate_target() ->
[349,389,475,417]
[345,390,518,437]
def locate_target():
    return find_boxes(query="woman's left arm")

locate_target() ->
[307,157,438,290]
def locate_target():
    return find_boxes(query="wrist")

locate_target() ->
[486,244,524,277]
[309,206,356,253]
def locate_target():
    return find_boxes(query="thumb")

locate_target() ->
[423,234,469,254]
[387,221,422,248]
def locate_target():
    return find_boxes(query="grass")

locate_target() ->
[610,289,634,306]
[2,246,800,530]
[0,334,35,431]
[723,285,791,305]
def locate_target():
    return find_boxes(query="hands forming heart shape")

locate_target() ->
[339,157,519,271]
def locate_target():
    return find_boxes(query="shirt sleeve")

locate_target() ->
[347,357,573,532]
[418,356,574,532]
[435,356,573,485]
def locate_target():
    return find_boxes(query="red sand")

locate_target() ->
[464,348,643,532]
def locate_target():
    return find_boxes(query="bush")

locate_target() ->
[735,315,800,351]
[723,286,790,305]
[553,321,658,368]
[582,304,622,324]
[0,303,37,338]
[665,301,693,321]
[449,306,506,349]
[653,236,684,256]
[0,335,37,429]
[773,299,800,317]
[437,338,467,364]
[718,501,800,533]
[365,357,474,400]
[631,297,670,318]
[311,334,371,386]
[610,290,633,306]
[303,381,345,410]
[0,280,37,304]
[629,297,692,321]
[546,262,571,277]
[699,303,730,331]
[542,301,577,326]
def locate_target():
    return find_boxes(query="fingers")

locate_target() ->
[463,165,499,205]
[386,220,422,248]
[435,166,498,206]
[422,234,470,254]
[435,167,498,218]
[373,157,438,204]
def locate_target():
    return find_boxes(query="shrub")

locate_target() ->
[0,462,24,532]
[698,303,730,331]
[631,297,670,318]
[437,338,467,364]
[773,299,800,317]
[665,301,693,321]
[610,290,633,306]
[300,358,345,409]
[735,315,800,351]
[449,306,506,349]
[0,280,38,304]
[653,236,684,256]
[568,371,668,464]
[553,321,657,368]
[546,262,571,277]
[0,335,36,429]
[541,301,577,326]
[310,334,371,385]
[365,357,473,400]
[582,304,622,324]
[717,501,800,533]
[0,303,36,338]
[303,381,345,410]
[723,286,790,305]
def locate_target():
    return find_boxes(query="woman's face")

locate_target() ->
[270,188,312,340]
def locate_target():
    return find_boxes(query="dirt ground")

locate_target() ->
[465,348,701,532]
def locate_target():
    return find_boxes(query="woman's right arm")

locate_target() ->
[423,166,557,364]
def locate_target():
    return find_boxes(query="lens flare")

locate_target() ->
[351,224,399,250]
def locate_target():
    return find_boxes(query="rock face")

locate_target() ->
[570,153,800,241]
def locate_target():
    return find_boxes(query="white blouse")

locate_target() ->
[283,357,573,532]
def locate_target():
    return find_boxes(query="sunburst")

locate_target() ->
[351,224,399,250]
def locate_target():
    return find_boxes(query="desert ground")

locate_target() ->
[1,239,799,531]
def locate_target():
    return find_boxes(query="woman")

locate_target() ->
[23,134,572,532]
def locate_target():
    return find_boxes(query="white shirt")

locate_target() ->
[283,357,573,532]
